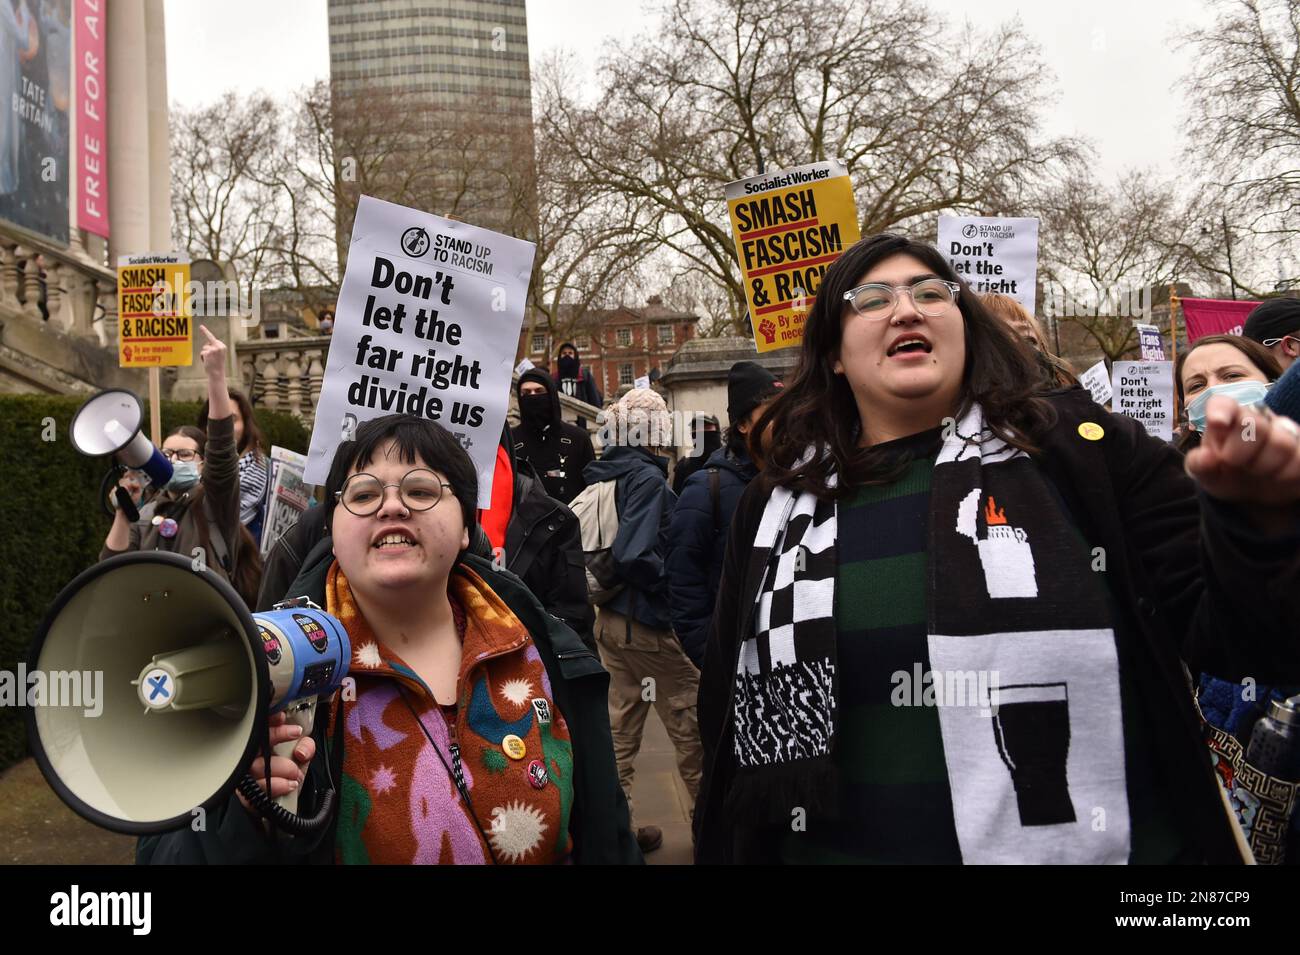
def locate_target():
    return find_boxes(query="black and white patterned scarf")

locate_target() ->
[729,403,1131,863]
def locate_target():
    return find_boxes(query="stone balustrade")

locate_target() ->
[238,337,331,422]
[0,234,131,395]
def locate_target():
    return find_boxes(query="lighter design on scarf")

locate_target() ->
[956,488,1038,598]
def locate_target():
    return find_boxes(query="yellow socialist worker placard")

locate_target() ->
[725,159,860,353]
[117,253,192,367]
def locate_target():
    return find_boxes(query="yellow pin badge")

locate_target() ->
[1078,422,1104,441]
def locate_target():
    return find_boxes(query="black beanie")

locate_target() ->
[1244,297,1300,344]
[727,361,782,425]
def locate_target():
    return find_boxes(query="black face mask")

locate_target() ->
[557,355,580,378]
[700,429,722,457]
[519,393,553,429]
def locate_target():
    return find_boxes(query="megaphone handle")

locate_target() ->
[275,698,318,816]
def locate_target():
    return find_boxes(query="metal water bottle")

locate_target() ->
[1246,695,1300,782]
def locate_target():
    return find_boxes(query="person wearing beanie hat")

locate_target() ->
[667,362,782,670]
[583,387,702,854]
[1243,297,1300,370]
[514,368,596,504]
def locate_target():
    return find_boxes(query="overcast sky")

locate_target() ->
[164,0,1216,181]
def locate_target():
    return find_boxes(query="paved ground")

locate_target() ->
[627,707,696,865]
[0,707,694,865]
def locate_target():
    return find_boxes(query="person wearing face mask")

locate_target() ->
[1174,333,1300,861]
[695,233,1300,865]
[666,363,781,667]
[138,414,640,865]
[1174,334,1282,452]
[513,368,595,504]
[101,325,263,609]
[670,414,721,495]
[552,341,602,410]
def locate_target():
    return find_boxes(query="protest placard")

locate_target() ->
[260,446,310,558]
[1136,323,1166,360]
[1079,359,1113,407]
[726,159,860,353]
[303,196,536,506]
[937,216,1039,313]
[1112,361,1174,441]
[117,253,191,367]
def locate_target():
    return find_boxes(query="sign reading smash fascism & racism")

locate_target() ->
[726,159,860,353]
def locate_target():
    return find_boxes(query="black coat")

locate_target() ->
[138,547,641,865]
[665,446,757,667]
[695,388,1300,864]
[515,369,596,505]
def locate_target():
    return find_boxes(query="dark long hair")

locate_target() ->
[1173,334,1281,453]
[197,388,266,459]
[164,424,263,607]
[754,233,1057,497]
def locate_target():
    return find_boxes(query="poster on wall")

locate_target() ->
[0,0,72,245]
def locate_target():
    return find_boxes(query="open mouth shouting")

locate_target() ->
[887,333,934,359]
[371,526,418,552]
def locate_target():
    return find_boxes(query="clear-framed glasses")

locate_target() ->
[335,468,453,517]
[161,448,201,462]
[843,279,961,320]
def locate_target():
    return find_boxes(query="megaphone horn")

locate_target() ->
[27,552,350,835]
[70,389,173,489]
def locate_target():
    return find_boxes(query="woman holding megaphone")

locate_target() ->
[101,325,262,608]
[138,414,641,864]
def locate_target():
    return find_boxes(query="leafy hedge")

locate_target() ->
[0,395,308,772]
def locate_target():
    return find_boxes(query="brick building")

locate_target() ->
[517,296,699,401]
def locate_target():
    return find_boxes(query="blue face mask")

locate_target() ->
[166,461,201,492]
[1186,380,1271,432]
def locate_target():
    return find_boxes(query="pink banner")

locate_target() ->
[75,0,108,238]
[1181,297,1260,343]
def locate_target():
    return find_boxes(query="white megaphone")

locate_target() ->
[70,389,173,490]
[27,551,350,835]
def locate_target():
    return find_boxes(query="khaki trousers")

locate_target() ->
[595,607,703,830]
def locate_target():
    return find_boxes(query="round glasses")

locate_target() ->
[335,468,454,517]
[843,279,961,320]
[161,448,202,462]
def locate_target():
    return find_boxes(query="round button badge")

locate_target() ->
[1077,422,1105,441]
[502,734,527,760]
[526,759,549,790]
[158,517,180,538]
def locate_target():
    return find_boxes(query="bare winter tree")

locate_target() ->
[539,0,1081,329]
[1037,168,1200,362]
[1180,0,1300,291]
[169,92,288,296]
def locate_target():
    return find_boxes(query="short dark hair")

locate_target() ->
[168,424,207,455]
[324,415,478,537]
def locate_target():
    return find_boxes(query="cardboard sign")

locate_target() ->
[304,196,536,506]
[726,159,860,353]
[117,254,191,367]
[1136,323,1166,361]
[1112,361,1174,441]
[1079,359,1113,407]
[938,216,1039,314]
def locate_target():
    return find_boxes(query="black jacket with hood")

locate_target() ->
[695,388,1300,864]
[514,368,596,505]
[552,342,602,408]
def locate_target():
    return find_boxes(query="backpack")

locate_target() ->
[569,478,624,605]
